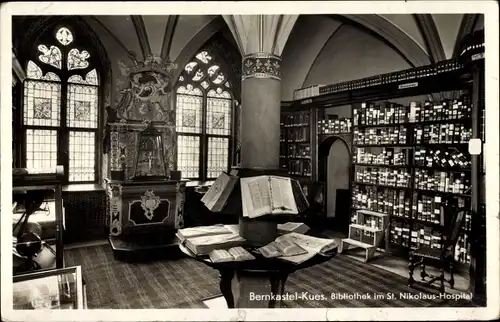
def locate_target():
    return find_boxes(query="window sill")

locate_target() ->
[186,180,215,188]
[62,183,105,193]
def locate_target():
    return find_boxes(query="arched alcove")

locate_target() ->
[318,135,352,233]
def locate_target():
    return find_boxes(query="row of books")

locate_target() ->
[284,127,310,142]
[282,112,310,127]
[412,195,444,225]
[286,143,311,159]
[355,167,411,188]
[353,127,408,145]
[317,118,352,134]
[352,186,411,218]
[410,225,442,250]
[414,123,472,145]
[354,102,408,126]
[318,59,463,96]
[390,222,411,247]
[414,147,471,169]
[415,169,471,195]
[288,159,312,177]
[408,98,471,123]
[350,213,385,231]
[354,147,410,166]
[293,85,322,101]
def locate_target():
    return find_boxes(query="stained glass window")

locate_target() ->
[177,135,200,178]
[56,27,73,46]
[67,48,90,70]
[37,45,62,69]
[24,80,61,126]
[69,131,95,182]
[176,92,203,133]
[207,138,229,179]
[207,96,231,135]
[67,84,98,128]
[22,25,100,183]
[175,49,233,180]
[25,129,58,169]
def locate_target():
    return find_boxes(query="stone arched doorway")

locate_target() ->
[318,135,351,234]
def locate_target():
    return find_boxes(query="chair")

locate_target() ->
[408,208,466,294]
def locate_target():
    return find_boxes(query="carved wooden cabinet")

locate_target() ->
[106,179,186,237]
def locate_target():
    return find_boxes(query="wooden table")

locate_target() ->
[179,238,338,308]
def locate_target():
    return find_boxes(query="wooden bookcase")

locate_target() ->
[281,31,485,278]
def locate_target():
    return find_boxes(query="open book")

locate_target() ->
[209,246,256,263]
[258,239,308,258]
[269,232,338,264]
[201,172,239,212]
[240,175,300,218]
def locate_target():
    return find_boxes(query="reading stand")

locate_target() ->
[217,167,309,247]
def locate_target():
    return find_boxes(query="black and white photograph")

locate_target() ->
[1,1,498,321]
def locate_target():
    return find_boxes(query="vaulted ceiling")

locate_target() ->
[12,14,483,101]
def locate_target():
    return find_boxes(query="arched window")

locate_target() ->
[175,50,234,180]
[22,26,100,183]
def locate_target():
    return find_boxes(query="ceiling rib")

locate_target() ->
[414,14,446,63]
[453,14,479,58]
[161,15,179,60]
[131,15,152,58]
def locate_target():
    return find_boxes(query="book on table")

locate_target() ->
[176,224,233,243]
[240,175,302,218]
[258,232,338,264]
[278,222,310,235]
[201,171,239,212]
[209,246,255,263]
[180,225,246,255]
[258,239,308,258]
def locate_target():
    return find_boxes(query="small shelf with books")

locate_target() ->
[280,109,313,180]
[340,209,390,262]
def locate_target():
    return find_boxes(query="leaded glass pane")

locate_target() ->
[207,137,229,178]
[68,69,99,85]
[24,80,61,126]
[26,129,57,169]
[27,61,61,81]
[175,94,202,133]
[196,51,212,64]
[179,76,184,81]
[225,81,230,88]
[213,73,225,84]
[207,97,231,135]
[184,62,197,73]
[201,81,209,89]
[56,27,73,46]
[177,85,202,96]
[67,84,98,128]
[37,45,62,69]
[208,65,220,76]
[192,69,204,82]
[207,89,231,99]
[177,135,200,178]
[69,131,95,182]
[67,48,90,70]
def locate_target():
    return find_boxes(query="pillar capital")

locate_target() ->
[242,52,282,81]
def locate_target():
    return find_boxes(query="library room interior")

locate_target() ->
[10,14,488,310]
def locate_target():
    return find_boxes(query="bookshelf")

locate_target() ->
[351,96,474,264]
[281,29,484,301]
[280,109,313,180]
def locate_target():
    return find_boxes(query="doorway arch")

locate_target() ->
[318,135,352,233]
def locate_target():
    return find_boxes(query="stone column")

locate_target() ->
[240,53,282,169]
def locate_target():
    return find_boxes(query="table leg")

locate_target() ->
[219,269,235,308]
[268,272,289,308]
